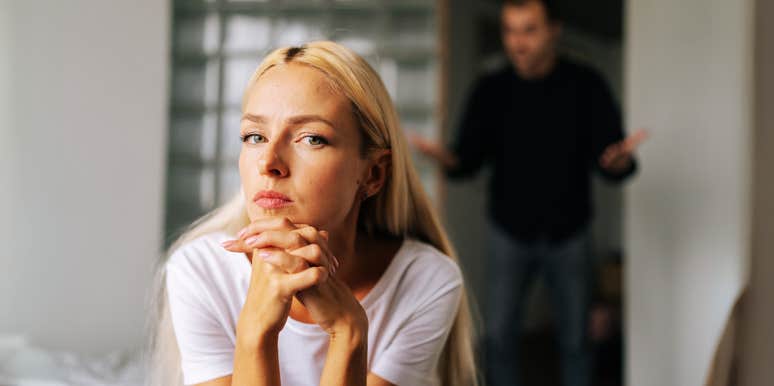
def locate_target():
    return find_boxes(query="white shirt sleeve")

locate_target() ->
[166,260,235,385]
[370,276,463,386]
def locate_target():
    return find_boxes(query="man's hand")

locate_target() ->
[407,132,459,170]
[599,129,649,173]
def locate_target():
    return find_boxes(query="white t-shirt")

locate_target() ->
[165,232,463,386]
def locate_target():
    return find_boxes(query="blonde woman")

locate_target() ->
[147,41,477,386]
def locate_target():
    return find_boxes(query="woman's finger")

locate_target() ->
[224,217,299,255]
[224,228,310,253]
[225,226,339,268]
[223,219,338,270]
[293,226,338,269]
[290,243,336,274]
[256,248,310,274]
[248,229,310,249]
[250,252,312,301]
[281,266,329,293]
[222,237,260,255]
[236,217,298,239]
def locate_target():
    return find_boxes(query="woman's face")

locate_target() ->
[238,63,369,232]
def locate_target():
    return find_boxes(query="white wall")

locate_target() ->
[0,0,169,355]
[0,0,16,319]
[624,1,753,385]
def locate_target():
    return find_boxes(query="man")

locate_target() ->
[411,1,647,386]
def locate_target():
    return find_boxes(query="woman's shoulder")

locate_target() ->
[367,238,464,324]
[165,231,233,274]
[395,239,464,291]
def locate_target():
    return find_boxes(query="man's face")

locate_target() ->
[501,1,561,78]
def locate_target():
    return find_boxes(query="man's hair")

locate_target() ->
[503,0,562,22]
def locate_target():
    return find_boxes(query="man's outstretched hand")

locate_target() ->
[599,129,649,173]
[407,132,459,170]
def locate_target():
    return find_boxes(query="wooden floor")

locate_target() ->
[519,327,623,386]
[478,323,623,386]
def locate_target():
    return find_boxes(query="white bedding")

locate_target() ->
[0,336,143,386]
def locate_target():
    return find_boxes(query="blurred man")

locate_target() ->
[411,1,647,386]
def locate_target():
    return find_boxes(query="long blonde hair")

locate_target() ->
[146,41,478,386]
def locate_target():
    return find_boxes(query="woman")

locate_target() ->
[147,41,477,386]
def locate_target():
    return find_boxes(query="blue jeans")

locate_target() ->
[484,223,592,386]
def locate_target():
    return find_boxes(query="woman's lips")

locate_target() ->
[255,197,293,209]
[254,190,293,209]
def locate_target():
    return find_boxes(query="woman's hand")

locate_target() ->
[223,218,368,336]
[230,221,331,343]
[232,249,330,386]
[299,268,369,337]
[225,218,370,386]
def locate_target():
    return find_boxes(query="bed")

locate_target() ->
[0,335,143,386]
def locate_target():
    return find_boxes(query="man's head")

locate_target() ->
[501,0,562,79]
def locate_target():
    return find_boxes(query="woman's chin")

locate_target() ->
[249,206,296,221]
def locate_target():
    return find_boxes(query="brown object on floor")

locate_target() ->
[705,287,747,386]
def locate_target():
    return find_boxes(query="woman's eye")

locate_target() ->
[302,135,328,146]
[241,133,266,144]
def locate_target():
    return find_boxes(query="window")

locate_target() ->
[166,0,441,242]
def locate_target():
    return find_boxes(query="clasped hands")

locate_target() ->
[221,217,368,340]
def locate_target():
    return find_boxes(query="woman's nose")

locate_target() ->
[258,143,289,177]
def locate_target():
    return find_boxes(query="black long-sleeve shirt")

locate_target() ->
[447,58,637,243]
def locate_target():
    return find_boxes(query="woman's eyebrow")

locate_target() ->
[242,113,267,124]
[287,115,335,128]
[241,113,335,128]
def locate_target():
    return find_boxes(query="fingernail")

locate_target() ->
[237,228,247,239]
[221,240,235,248]
[258,251,271,259]
[245,235,259,246]
[333,255,340,268]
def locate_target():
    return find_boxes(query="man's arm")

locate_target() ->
[410,77,495,179]
[599,129,648,177]
[588,71,646,181]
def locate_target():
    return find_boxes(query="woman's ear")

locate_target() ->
[361,149,392,199]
